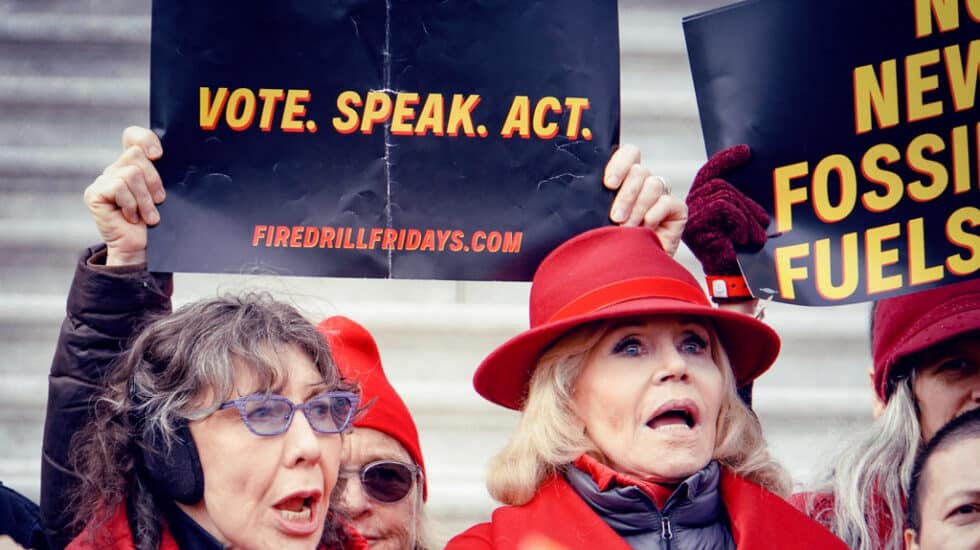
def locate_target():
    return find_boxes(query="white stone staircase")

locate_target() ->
[0,0,874,544]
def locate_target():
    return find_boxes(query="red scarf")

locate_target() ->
[573,454,675,509]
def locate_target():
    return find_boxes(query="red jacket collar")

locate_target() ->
[573,454,675,509]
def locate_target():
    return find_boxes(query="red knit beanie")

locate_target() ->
[872,277,980,402]
[317,316,428,500]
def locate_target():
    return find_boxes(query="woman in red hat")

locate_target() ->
[447,225,847,549]
[681,145,980,550]
[317,316,437,550]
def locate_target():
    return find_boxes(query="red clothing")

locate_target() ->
[66,503,369,550]
[573,454,674,509]
[449,469,848,549]
[789,491,898,549]
[66,505,178,550]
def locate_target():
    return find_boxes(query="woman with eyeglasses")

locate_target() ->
[64,291,365,549]
[318,316,438,550]
[446,225,848,549]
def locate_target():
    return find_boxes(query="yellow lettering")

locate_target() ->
[865,223,904,294]
[257,89,285,132]
[564,97,590,139]
[908,218,945,284]
[774,243,811,301]
[281,89,310,133]
[447,94,480,137]
[951,124,973,193]
[812,154,858,223]
[947,206,980,275]
[773,161,810,233]
[861,144,905,212]
[360,92,393,134]
[915,0,959,37]
[226,88,256,131]
[415,93,445,136]
[332,91,362,134]
[853,61,899,133]
[907,133,949,201]
[391,93,420,136]
[906,49,943,123]
[944,39,980,112]
[814,233,860,301]
[200,87,229,130]
[532,97,561,139]
[501,96,531,139]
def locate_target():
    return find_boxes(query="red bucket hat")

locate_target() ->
[872,277,980,402]
[318,315,427,500]
[473,225,781,410]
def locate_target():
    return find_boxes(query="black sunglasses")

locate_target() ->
[338,460,421,503]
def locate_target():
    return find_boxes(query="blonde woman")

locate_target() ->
[447,225,847,549]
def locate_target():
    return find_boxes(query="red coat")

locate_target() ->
[789,491,898,549]
[448,470,848,549]
[66,503,369,550]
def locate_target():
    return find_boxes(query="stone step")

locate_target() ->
[0,191,82,220]
[0,146,116,192]
[0,0,150,17]
[0,76,147,148]
[0,13,149,44]
[0,12,149,76]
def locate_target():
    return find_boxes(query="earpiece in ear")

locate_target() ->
[129,368,205,505]
[139,420,205,505]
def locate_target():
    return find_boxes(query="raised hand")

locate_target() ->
[603,144,687,257]
[682,144,769,277]
[82,126,165,266]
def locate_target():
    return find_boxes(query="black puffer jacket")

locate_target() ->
[40,245,173,549]
[0,480,48,549]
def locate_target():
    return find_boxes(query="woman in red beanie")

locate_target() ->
[447,225,848,549]
[681,145,980,550]
[318,316,437,550]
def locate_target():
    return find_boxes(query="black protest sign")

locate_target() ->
[148,1,620,280]
[685,0,980,305]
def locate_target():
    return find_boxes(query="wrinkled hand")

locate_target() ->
[603,144,687,257]
[682,144,769,276]
[83,126,165,266]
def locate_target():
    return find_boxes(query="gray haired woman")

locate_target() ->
[794,278,980,550]
[64,291,366,550]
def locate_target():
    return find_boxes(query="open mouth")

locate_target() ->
[646,400,699,431]
[273,492,321,524]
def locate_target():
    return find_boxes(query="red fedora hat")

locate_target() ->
[473,225,781,410]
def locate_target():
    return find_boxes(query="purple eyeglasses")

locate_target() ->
[218,391,359,436]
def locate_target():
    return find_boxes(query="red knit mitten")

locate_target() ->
[682,145,769,302]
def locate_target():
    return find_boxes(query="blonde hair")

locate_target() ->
[486,318,790,505]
